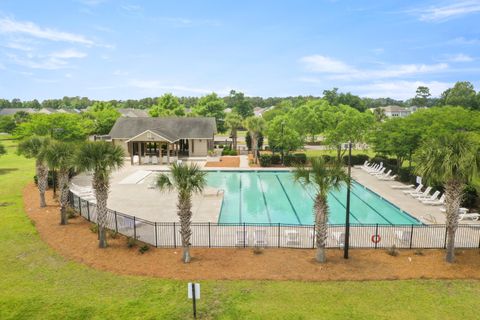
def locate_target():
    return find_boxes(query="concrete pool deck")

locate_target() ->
[71,161,477,225]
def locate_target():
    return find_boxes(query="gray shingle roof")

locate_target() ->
[0,108,36,115]
[117,108,149,117]
[109,117,217,142]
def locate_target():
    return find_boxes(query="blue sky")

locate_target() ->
[0,0,479,100]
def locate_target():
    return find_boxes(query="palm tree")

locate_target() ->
[293,157,349,263]
[17,136,51,207]
[225,112,243,151]
[156,163,207,263]
[415,133,479,263]
[244,116,266,164]
[76,142,124,248]
[44,141,75,225]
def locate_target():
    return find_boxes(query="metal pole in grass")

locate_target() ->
[344,141,352,259]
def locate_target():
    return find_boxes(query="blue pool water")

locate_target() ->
[206,171,421,225]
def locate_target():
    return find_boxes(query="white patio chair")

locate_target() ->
[151,155,158,165]
[253,230,268,247]
[331,231,345,247]
[370,167,386,176]
[403,184,423,195]
[391,184,415,189]
[143,156,151,165]
[235,230,248,247]
[375,169,391,179]
[133,155,139,165]
[285,230,300,246]
[411,187,432,199]
[379,174,397,181]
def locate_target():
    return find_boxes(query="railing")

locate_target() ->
[69,191,480,249]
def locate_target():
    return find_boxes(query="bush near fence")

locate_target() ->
[69,191,480,250]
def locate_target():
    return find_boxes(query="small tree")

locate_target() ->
[156,163,207,263]
[17,136,51,207]
[45,142,75,225]
[225,112,243,151]
[244,116,266,164]
[76,142,124,248]
[293,157,349,262]
[0,143,5,156]
[415,133,479,263]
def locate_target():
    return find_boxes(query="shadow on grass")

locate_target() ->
[0,168,19,176]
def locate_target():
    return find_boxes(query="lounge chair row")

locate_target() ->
[361,161,397,181]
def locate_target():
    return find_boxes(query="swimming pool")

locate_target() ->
[206,171,421,225]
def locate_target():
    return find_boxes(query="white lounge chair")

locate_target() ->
[411,187,432,199]
[253,230,267,247]
[459,212,480,221]
[417,190,440,202]
[379,174,397,181]
[440,207,468,214]
[395,230,412,243]
[364,163,379,172]
[361,162,374,171]
[370,167,386,176]
[403,184,423,195]
[422,194,445,205]
[367,164,383,174]
[331,231,345,247]
[151,155,158,165]
[376,169,391,178]
[143,156,151,165]
[285,230,300,246]
[235,230,248,247]
[391,184,415,189]
[133,155,139,165]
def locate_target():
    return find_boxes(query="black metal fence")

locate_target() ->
[69,191,480,249]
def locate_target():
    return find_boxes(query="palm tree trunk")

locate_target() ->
[252,134,258,164]
[232,129,237,151]
[94,178,109,248]
[36,160,49,207]
[314,194,329,263]
[337,145,341,162]
[444,179,463,263]
[178,191,193,263]
[58,170,70,225]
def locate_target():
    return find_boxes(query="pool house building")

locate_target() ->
[108,117,217,164]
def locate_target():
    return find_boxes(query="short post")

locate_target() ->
[312,225,315,249]
[188,283,200,319]
[79,197,82,216]
[208,222,211,248]
[277,223,280,248]
[374,224,379,249]
[114,211,118,233]
[443,226,448,249]
[243,223,246,248]
[173,222,177,248]
[87,201,90,220]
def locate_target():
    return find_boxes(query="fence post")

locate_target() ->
[243,223,246,248]
[173,222,177,248]
[79,197,82,216]
[374,224,379,249]
[443,226,448,249]
[208,222,211,248]
[409,224,414,249]
[133,216,136,240]
[277,223,280,248]
[312,225,315,249]
[155,222,158,248]
[114,211,118,232]
[87,201,90,221]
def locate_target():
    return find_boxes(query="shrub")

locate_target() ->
[462,185,478,209]
[90,223,98,233]
[342,154,369,166]
[139,244,150,254]
[259,154,272,167]
[252,246,264,255]
[386,244,399,257]
[126,237,136,248]
[397,167,416,184]
[221,148,238,156]
[66,207,77,219]
[108,230,119,239]
[283,153,307,166]
[271,154,281,165]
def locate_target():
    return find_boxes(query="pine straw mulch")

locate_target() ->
[24,183,480,281]
[204,156,240,167]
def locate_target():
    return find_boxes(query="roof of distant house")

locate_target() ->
[109,117,217,142]
[117,108,149,117]
[0,108,36,116]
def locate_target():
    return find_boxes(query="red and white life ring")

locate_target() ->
[371,234,381,244]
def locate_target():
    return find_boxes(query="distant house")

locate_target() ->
[108,117,217,164]
[0,108,36,116]
[370,105,411,118]
[117,108,149,117]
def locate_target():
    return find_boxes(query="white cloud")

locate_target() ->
[300,54,448,80]
[129,79,213,94]
[414,1,480,22]
[449,37,480,45]
[0,17,95,45]
[300,55,353,73]
[50,49,87,59]
[4,41,33,51]
[347,80,452,99]
[445,53,474,62]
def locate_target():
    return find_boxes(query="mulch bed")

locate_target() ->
[204,156,240,167]
[24,183,480,281]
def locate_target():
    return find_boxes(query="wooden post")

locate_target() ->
[167,142,170,164]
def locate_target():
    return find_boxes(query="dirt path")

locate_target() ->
[24,183,480,281]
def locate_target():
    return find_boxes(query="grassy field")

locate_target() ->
[304,148,376,158]
[1,136,480,319]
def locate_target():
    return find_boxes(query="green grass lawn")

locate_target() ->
[304,148,376,158]
[1,136,479,319]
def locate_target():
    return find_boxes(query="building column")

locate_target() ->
[128,142,133,165]
[167,143,170,164]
